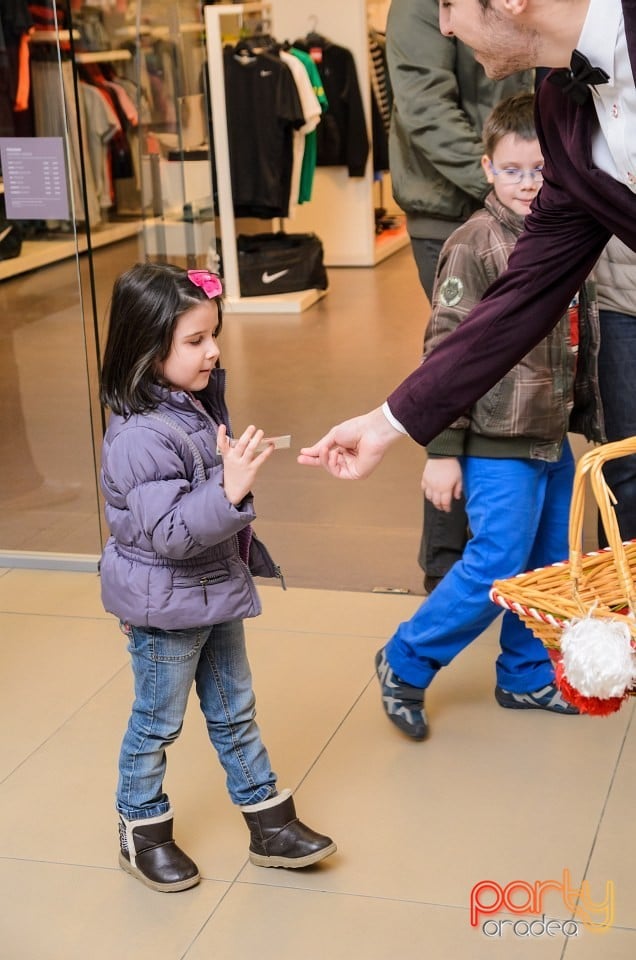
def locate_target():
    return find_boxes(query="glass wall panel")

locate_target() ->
[0,0,217,563]
[0,11,103,558]
[132,0,216,270]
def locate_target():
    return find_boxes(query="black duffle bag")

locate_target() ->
[0,218,22,260]
[237,231,328,296]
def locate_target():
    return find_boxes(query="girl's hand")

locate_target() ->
[422,457,463,512]
[217,424,274,505]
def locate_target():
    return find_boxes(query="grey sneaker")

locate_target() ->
[375,647,428,740]
[495,683,579,714]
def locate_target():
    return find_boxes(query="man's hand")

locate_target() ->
[297,407,403,479]
[422,457,463,512]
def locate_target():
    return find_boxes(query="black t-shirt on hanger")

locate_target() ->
[224,45,304,219]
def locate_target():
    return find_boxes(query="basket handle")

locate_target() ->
[568,438,636,611]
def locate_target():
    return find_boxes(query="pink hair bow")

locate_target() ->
[187,270,223,299]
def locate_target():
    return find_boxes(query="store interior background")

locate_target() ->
[2,234,436,592]
[0,0,597,590]
[1,0,442,593]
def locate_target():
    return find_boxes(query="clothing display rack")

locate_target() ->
[274,0,408,267]
[126,17,216,264]
[0,29,140,281]
[204,2,326,313]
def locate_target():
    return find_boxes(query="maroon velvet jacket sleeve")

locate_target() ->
[387,154,610,446]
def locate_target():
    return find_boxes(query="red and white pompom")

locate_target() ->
[556,617,636,715]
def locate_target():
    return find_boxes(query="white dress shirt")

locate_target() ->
[579,0,636,190]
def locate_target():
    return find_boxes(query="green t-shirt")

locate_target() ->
[290,47,329,204]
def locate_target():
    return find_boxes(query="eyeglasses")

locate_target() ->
[489,163,544,185]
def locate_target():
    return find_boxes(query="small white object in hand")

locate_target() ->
[560,617,636,699]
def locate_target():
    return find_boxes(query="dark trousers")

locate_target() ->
[410,234,470,578]
[410,236,445,303]
[418,493,469,578]
[597,309,636,544]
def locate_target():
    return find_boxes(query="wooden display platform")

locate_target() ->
[0,221,141,281]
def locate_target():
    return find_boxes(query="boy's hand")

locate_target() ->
[217,424,274,505]
[422,458,463,512]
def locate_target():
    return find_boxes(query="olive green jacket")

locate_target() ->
[387,0,533,240]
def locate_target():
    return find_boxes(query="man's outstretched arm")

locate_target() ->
[298,177,610,479]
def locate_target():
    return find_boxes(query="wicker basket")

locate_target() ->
[490,438,636,697]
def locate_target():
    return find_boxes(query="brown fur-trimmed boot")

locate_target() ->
[118,810,200,892]
[241,789,336,869]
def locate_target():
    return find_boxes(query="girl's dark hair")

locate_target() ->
[482,92,537,158]
[100,262,223,416]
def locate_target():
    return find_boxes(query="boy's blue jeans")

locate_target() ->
[386,442,575,693]
[116,618,276,820]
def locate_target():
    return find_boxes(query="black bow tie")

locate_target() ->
[548,49,609,105]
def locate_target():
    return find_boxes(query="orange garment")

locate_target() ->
[14,30,32,112]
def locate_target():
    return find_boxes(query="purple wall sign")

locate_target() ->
[0,137,70,220]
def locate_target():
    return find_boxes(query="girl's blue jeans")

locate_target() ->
[116,618,276,820]
[386,442,575,693]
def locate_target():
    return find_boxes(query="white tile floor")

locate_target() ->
[1,567,634,959]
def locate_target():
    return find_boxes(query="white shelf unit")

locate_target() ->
[273,0,408,266]
[75,49,132,64]
[0,221,141,281]
[203,2,326,313]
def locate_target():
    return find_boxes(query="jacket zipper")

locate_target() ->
[199,572,230,604]
[234,533,287,590]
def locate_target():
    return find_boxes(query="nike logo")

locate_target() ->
[261,269,289,284]
[0,226,13,243]
[260,70,272,77]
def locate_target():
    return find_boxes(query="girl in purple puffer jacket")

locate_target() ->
[99,262,335,892]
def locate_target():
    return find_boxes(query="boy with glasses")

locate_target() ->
[387,0,533,596]
[374,93,605,740]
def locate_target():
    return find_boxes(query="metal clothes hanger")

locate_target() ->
[306,14,326,46]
